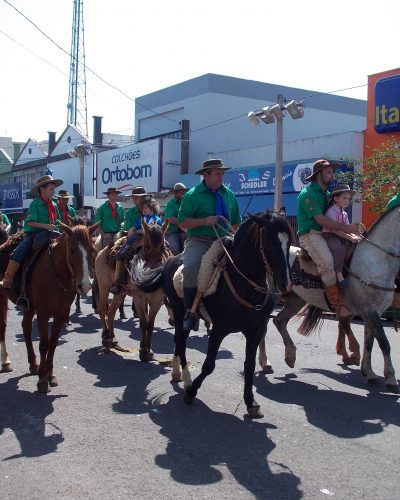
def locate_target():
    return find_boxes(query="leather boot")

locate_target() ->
[110,260,125,295]
[0,260,20,289]
[183,287,200,332]
[324,283,352,319]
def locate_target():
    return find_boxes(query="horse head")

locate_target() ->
[58,221,99,294]
[248,212,292,294]
[141,219,169,268]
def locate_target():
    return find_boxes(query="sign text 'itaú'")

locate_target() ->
[374,75,400,134]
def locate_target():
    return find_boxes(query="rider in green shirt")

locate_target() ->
[164,182,188,254]
[95,187,124,247]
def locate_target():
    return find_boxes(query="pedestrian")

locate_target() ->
[164,182,188,255]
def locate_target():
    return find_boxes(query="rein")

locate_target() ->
[360,234,400,259]
[48,235,76,294]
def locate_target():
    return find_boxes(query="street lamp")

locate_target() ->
[247,96,304,212]
[68,142,92,209]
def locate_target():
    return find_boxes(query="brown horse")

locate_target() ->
[95,220,172,361]
[0,222,99,392]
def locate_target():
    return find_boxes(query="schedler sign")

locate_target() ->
[96,139,160,197]
[374,74,400,134]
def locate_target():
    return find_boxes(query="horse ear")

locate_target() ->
[88,220,101,235]
[161,220,169,233]
[142,218,149,232]
[59,221,73,236]
[248,213,265,226]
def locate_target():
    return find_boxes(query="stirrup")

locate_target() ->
[16,295,30,312]
[183,311,199,332]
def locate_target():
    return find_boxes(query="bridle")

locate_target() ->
[47,234,77,294]
[213,216,284,310]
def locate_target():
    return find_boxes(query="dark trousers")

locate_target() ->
[323,233,352,274]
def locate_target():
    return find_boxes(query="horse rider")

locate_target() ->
[164,182,188,255]
[95,187,124,248]
[0,175,63,289]
[178,158,241,331]
[55,190,77,231]
[297,159,362,318]
[0,211,11,234]
[110,186,150,294]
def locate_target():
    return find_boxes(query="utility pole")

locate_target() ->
[274,95,284,212]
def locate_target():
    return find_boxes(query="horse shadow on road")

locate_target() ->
[254,370,400,439]
[146,392,302,499]
[0,375,66,460]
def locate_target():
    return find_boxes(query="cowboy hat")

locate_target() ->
[55,189,74,199]
[171,182,188,192]
[30,175,63,196]
[305,159,340,182]
[195,159,230,175]
[103,187,122,195]
[124,186,149,198]
[328,184,356,199]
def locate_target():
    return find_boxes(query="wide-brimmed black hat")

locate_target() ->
[328,184,356,199]
[195,159,230,175]
[55,189,74,199]
[305,159,340,182]
[103,187,122,195]
[125,186,149,198]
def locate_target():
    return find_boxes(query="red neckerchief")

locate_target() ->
[40,196,57,224]
[108,201,120,222]
[57,201,69,224]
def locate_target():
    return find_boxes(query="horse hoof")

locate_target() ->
[349,356,360,366]
[139,350,150,362]
[386,384,400,394]
[285,357,295,369]
[247,404,264,419]
[29,364,39,375]
[76,308,82,314]
[368,377,381,386]
[171,372,182,382]
[183,386,196,404]
[47,375,58,387]
[168,318,175,327]
[1,363,13,373]
[262,365,274,374]
[37,380,50,393]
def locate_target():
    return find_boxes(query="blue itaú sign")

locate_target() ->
[374,75,400,134]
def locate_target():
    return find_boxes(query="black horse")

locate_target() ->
[134,212,292,418]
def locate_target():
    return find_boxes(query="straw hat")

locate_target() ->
[195,159,230,175]
[30,175,63,196]
[103,187,122,195]
[171,182,188,192]
[55,189,74,199]
[305,159,340,182]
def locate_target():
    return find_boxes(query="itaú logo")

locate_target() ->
[102,164,152,184]
[374,74,400,134]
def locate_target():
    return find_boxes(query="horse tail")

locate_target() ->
[134,265,164,293]
[297,305,325,337]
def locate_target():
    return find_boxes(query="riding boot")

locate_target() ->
[324,283,352,319]
[110,260,125,295]
[0,260,20,289]
[183,287,200,332]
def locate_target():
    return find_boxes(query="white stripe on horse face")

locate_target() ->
[79,244,92,294]
[278,233,291,289]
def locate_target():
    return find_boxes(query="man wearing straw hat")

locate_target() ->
[297,159,362,318]
[164,182,188,255]
[0,175,63,289]
[95,187,124,248]
[55,190,77,231]
[178,159,241,331]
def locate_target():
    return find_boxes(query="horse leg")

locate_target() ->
[92,277,99,314]
[107,294,124,348]
[135,295,150,362]
[343,319,360,366]
[97,286,112,348]
[36,314,51,393]
[173,304,190,383]
[45,313,66,387]
[75,293,82,314]
[273,293,303,368]
[244,331,265,418]
[364,312,399,392]
[0,291,12,373]
[336,319,352,364]
[164,296,174,327]
[22,308,38,375]
[184,329,226,404]
[119,296,126,320]
[258,320,274,374]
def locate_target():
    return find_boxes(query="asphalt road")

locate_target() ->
[1,294,399,499]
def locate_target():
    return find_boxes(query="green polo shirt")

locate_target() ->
[123,206,141,231]
[95,201,124,233]
[387,193,400,210]
[178,181,241,238]
[24,198,61,234]
[164,196,182,233]
[58,205,77,232]
[0,213,10,226]
[297,181,329,235]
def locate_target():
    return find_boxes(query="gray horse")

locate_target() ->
[259,206,400,393]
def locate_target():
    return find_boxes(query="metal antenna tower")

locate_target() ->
[67,0,88,137]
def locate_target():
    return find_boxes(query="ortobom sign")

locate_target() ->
[0,182,23,213]
[96,140,160,197]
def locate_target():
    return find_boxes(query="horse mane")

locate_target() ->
[68,224,93,246]
[364,204,400,237]
[235,211,291,243]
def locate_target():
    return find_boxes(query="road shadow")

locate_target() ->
[254,372,400,438]
[146,392,302,499]
[0,375,66,460]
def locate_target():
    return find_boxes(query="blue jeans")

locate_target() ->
[11,234,35,263]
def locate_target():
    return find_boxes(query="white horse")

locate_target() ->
[259,206,400,393]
